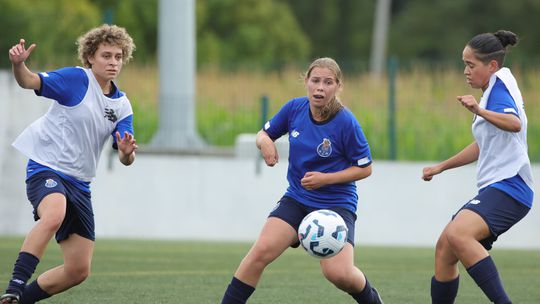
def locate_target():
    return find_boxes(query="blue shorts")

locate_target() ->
[26,171,95,242]
[268,196,357,247]
[454,187,530,250]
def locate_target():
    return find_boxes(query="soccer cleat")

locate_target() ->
[371,288,384,304]
[0,293,20,304]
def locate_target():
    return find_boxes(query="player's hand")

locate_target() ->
[457,95,480,115]
[301,171,326,190]
[116,131,138,155]
[8,39,36,65]
[260,141,279,167]
[422,165,442,181]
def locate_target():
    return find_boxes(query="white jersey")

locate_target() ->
[473,67,533,191]
[12,67,133,182]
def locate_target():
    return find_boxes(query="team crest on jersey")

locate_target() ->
[317,138,332,157]
[44,179,58,188]
[104,108,118,122]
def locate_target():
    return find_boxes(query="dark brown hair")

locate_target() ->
[467,30,518,67]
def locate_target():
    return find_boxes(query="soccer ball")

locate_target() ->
[298,209,348,259]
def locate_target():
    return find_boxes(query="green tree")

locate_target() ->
[0,0,100,69]
[196,0,310,69]
[389,0,540,65]
[90,0,158,64]
[288,0,375,71]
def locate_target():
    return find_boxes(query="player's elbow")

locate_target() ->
[356,164,372,180]
[364,165,372,177]
[509,123,521,132]
[505,116,522,132]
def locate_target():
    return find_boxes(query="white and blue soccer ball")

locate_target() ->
[298,209,348,259]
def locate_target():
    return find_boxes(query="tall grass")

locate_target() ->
[118,64,540,161]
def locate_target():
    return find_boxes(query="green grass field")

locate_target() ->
[1,237,539,303]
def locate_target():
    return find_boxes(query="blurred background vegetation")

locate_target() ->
[1,0,539,161]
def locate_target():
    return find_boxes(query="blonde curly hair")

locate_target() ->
[77,24,135,68]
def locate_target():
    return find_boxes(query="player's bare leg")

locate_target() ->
[1,194,66,303]
[321,244,363,291]
[234,217,298,287]
[445,210,490,267]
[22,193,67,258]
[434,223,460,282]
[36,234,94,295]
[321,244,383,303]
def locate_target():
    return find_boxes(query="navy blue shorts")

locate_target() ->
[268,196,357,247]
[454,187,530,250]
[26,171,95,242]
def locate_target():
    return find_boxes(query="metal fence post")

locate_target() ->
[388,57,397,160]
[256,95,269,175]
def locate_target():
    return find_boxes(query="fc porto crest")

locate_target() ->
[317,138,332,157]
[44,179,58,188]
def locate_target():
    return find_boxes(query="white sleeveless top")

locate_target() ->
[12,68,133,182]
[472,67,533,191]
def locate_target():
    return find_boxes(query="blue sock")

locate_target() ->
[5,252,39,296]
[467,256,511,304]
[20,280,51,304]
[349,277,380,304]
[431,275,459,304]
[221,277,255,304]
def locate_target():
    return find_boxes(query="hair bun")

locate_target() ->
[494,30,518,47]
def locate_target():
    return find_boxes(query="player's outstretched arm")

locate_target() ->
[8,39,40,90]
[422,141,479,181]
[115,131,138,166]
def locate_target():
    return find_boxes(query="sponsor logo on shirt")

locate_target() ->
[104,108,118,123]
[44,179,58,188]
[264,121,270,130]
[291,130,300,138]
[468,199,481,205]
[317,138,332,157]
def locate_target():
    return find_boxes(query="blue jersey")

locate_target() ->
[264,97,372,212]
[484,77,533,208]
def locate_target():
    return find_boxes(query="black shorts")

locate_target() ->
[454,187,530,250]
[26,171,95,242]
[268,196,357,247]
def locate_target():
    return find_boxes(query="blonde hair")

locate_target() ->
[304,57,344,120]
[77,24,135,68]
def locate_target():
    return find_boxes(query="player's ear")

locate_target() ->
[488,59,499,72]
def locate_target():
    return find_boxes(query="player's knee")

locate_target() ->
[38,214,64,232]
[66,266,91,286]
[445,226,468,251]
[74,271,90,286]
[322,267,350,289]
[435,233,451,253]
[246,244,276,267]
